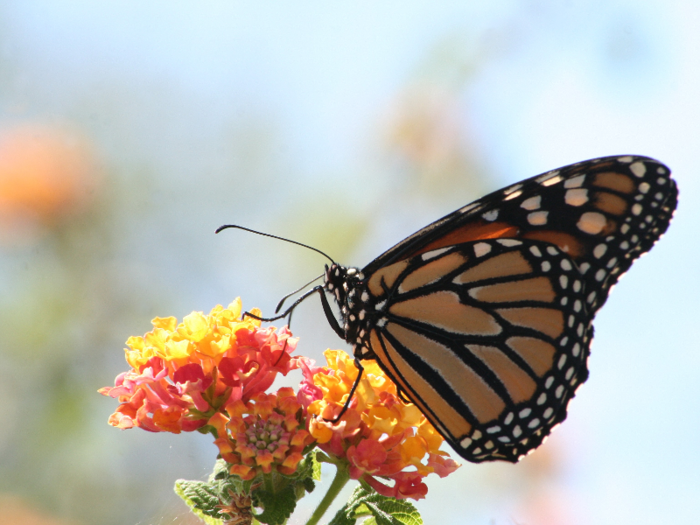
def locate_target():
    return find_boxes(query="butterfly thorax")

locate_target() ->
[324,263,377,357]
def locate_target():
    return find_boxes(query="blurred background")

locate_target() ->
[0,1,697,524]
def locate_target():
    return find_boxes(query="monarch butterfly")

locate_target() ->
[220,155,677,463]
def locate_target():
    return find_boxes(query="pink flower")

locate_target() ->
[99,299,300,434]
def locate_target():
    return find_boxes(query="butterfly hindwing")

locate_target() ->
[349,238,591,462]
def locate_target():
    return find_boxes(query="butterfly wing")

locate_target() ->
[363,155,677,315]
[361,238,589,462]
[348,155,677,462]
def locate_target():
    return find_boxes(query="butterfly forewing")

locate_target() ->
[324,155,677,463]
[363,155,677,315]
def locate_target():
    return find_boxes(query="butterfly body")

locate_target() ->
[321,155,677,463]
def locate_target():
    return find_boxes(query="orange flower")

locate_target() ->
[99,299,299,433]
[211,388,316,480]
[0,124,98,243]
[298,350,460,500]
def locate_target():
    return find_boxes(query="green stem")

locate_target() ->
[304,462,351,525]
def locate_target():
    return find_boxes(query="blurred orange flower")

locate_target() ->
[0,124,97,237]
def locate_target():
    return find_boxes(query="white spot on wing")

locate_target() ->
[630,161,647,177]
[520,195,541,210]
[536,170,560,184]
[459,202,479,214]
[565,188,588,206]
[504,190,523,201]
[577,212,607,235]
[564,174,586,188]
[503,183,523,196]
[482,209,499,222]
[422,247,450,260]
[474,242,492,257]
[497,239,522,247]
[541,174,564,186]
[527,211,548,225]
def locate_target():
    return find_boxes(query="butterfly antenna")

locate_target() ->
[275,273,324,313]
[216,224,335,264]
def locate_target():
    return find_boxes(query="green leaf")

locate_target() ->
[253,484,297,525]
[328,485,422,525]
[174,479,225,524]
[176,460,255,525]
[177,452,320,525]
[327,509,356,525]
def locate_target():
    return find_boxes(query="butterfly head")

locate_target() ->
[323,263,369,344]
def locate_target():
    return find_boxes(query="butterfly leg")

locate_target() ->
[317,285,345,339]
[323,358,365,424]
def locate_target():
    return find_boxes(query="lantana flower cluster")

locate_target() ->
[299,350,460,500]
[99,299,299,434]
[100,297,460,524]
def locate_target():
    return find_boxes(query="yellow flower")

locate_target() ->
[124,298,261,369]
[298,350,460,500]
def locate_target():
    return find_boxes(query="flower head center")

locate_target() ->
[245,414,290,452]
